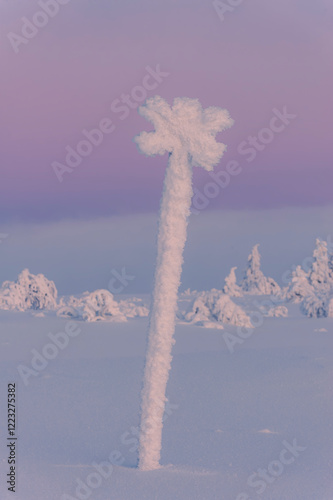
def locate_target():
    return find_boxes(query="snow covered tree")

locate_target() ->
[183,289,251,328]
[301,293,328,318]
[223,266,242,297]
[300,239,333,317]
[241,244,280,295]
[135,96,233,470]
[57,290,148,322]
[308,239,333,295]
[0,269,58,311]
[329,252,333,282]
[327,297,333,317]
[283,265,312,303]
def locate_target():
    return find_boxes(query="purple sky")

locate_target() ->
[1,0,332,223]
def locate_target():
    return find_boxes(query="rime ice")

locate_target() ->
[134,96,233,470]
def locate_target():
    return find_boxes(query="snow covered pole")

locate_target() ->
[135,96,233,471]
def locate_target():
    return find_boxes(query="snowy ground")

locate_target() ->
[0,297,332,500]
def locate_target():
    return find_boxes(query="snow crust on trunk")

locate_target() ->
[138,148,193,470]
[135,96,233,471]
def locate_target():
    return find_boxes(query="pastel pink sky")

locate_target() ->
[1,0,332,222]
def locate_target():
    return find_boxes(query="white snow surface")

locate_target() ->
[0,297,332,500]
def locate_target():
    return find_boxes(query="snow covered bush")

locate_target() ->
[0,269,58,311]
[182,289,252,328]
[223,267,243,297]
[57,290,148,322]
[241,245,280,295]
[57,289,124,322]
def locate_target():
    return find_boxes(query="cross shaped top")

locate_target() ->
[135,96,234,171]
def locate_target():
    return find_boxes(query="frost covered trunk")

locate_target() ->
[134,95,233,470]
[138,149,192,471]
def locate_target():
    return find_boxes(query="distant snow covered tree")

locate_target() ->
[223,267,242,297]
[308,239,333,295]
[57,290,148,322]
[241,244,280,295]
[301,293,328,318]
[58,289,125,322]
[283,265,313,303]
[134,96,233,471]
[0,269,57,311]
[300,239,333,318]
[183,289,252,328]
